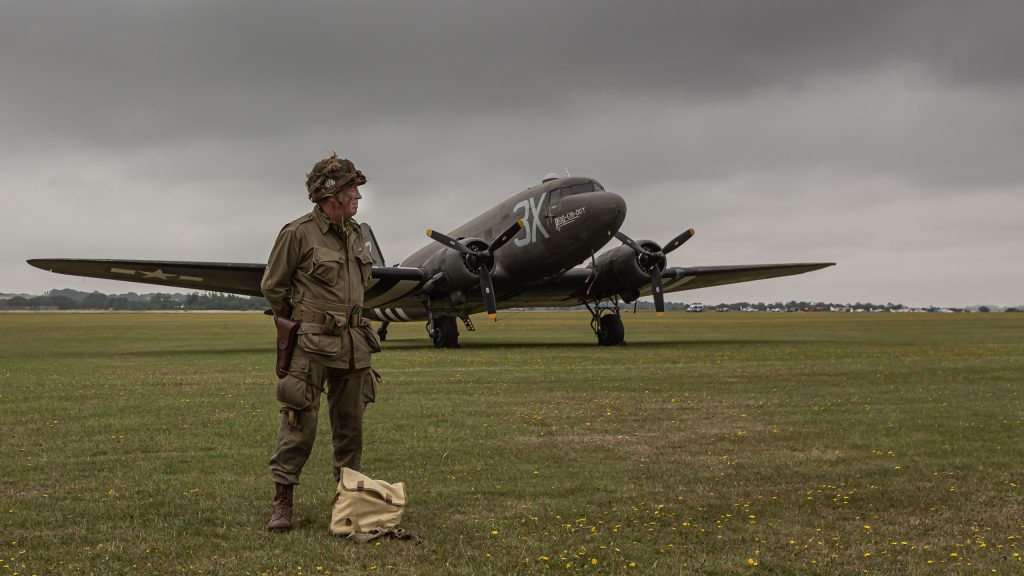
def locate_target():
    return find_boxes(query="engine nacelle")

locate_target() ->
[421,237,490,294]
[588,240,665,302]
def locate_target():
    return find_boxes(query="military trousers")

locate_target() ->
[269,355,374,486]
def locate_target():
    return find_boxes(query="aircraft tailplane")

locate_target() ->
[360,222,386,266]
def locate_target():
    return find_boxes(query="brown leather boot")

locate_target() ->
[267,483,294,532]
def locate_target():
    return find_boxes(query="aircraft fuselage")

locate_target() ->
[402,176,626,283]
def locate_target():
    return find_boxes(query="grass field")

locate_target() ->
[1,311,1022,575]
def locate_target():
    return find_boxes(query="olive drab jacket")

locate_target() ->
[261,206,380,370]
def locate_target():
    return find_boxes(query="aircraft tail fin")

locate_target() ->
[360,223,386,266]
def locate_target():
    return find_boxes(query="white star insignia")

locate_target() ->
[141,269,174,280]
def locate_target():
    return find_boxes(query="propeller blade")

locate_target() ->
[426,229,472,255]
[428,223,521,321]
[662,228,695,255]
[479,266,498,320]
[650,265,665,318]
[613,231,652,256]
[615,229,692,317]
[489,220,525,253]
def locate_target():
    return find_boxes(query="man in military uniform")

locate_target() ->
[261,153,381,532]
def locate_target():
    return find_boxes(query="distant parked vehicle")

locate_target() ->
[687,303,705,312]
[740,306,758,312]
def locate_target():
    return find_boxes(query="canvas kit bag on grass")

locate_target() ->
[330,468,416,542]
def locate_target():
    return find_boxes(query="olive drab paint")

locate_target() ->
[30,172,835,348]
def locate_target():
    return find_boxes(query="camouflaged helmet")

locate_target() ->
[305,153,367,202]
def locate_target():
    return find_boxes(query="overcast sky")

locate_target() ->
[2,0,1021,307]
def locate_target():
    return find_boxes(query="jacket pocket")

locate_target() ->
[276,358,314,410]
[358,318,381,353]
[298,325,341,357]
[323,311,349,335]
[309,245,344,286]
[356,251,374,287]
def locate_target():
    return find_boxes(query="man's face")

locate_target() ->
[336,185,362,220]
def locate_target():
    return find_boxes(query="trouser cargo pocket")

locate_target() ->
[362,369,381,405]
[276,357,316,411]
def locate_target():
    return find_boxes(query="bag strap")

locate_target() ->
[346,528,422,545]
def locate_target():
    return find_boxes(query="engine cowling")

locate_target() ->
[422,237,491,293]
[588,240,666,302]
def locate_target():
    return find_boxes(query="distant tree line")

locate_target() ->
[576,301,1020,313]
[1,288,267,311]
[623,300,908,312]
[3,289,1019,313]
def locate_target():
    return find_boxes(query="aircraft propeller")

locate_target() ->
[426,219,525,320]
[614,228,695,317]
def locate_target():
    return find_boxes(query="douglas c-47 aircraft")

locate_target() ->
[29,174,834,347]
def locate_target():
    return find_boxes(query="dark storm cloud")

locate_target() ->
[6,1,1022,139]
[2,1,1022,305]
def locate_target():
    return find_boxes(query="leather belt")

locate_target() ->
[291,304,362,325]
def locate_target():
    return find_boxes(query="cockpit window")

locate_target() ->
[555,182,604,198]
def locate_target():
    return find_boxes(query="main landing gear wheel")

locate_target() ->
[431,316,460,348]
[377,320,390,342]
[596,314,625,346]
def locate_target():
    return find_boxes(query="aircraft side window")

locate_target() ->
[547,188,562,217]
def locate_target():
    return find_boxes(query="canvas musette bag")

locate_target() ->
[329,467,407,536]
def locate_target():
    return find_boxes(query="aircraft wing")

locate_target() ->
[27,257,828,311]
[646,262,836,296]
[484,262,835,309]
[26,258,424,299]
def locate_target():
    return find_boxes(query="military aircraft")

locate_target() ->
[28,174,833,347]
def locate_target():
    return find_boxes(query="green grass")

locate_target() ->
[1,311,1022,575]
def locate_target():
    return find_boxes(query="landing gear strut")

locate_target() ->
[586,300,625,346]
[424,295,464,349]
[429,315,460,348]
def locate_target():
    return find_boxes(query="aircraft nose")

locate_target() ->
[607,191,626,215]
[595,190,627,231]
